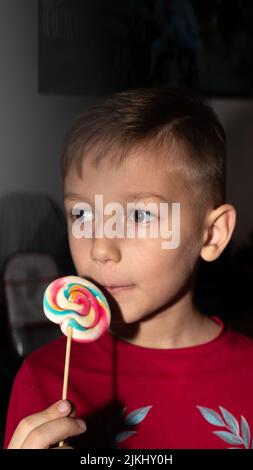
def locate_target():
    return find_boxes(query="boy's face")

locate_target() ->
[64,149,205,328]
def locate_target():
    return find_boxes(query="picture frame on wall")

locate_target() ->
[38,0,253,97]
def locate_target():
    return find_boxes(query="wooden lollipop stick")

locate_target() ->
[62,325,72,399]
[59,325,72,447]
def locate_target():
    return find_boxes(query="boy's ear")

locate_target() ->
[200,204,236,262]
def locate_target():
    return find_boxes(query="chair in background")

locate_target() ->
[3,252,61,357]
[0,192,74,356]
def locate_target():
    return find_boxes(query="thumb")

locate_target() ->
[45,400,74,419]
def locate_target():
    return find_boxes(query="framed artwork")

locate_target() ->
[38,0,253,97]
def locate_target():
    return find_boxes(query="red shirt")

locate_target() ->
[4,317,253,449]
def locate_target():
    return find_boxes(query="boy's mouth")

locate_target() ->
[103,285,135,295]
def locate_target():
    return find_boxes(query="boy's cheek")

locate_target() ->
[68,239,87,268]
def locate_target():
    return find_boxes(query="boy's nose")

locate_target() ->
[90,237,121,264]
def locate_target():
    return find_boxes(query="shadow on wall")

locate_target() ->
[212,100,253,251]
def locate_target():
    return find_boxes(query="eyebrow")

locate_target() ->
[64,192,86,201]
[64,191,169,203]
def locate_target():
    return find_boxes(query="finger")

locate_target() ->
[21,417,86,449]
[8,400,73,449]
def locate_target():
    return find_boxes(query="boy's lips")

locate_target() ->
[102,284,135,295]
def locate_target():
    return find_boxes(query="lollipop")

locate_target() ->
[43,275,111,342]
[43,275,111,446]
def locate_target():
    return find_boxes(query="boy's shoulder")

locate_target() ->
[229,327,253,347]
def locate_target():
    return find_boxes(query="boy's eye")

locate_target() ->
[128,209,155,224]
[71,209,93,222]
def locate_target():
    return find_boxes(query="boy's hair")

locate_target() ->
[61,87,226,210]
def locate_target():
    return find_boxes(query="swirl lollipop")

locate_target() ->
[43,275,111,342]
[43,275,111,445]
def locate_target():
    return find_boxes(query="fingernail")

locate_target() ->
[77,419,86,431]
[57,401,70,413]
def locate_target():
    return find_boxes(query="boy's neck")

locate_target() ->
[109,294,222,350]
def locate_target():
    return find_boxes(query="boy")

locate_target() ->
[4,87,253,449]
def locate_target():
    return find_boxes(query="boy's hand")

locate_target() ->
[7,400,86,449]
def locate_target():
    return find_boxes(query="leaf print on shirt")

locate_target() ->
[116,405,153,445]
[197,405,253,449]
